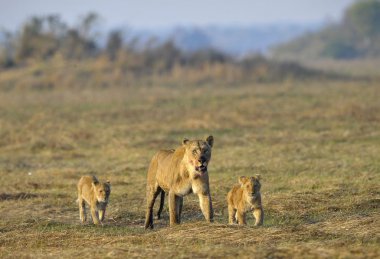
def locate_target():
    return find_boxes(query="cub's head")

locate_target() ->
[92,178,111,203]
[182,135,214,177]
[239,175,261,204]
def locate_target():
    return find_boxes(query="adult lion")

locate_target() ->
[144,136,214,229]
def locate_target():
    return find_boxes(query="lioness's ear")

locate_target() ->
[92,176,99,186]
[239,176,248,185]
[206,135,214,147]
[182,138,190,146]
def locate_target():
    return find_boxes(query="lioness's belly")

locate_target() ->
[155,150,193,196]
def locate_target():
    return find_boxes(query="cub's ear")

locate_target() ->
[182,138,190,146]
[206,135,214,147]
[239,176,248,185]
[255,174,261,181]
[106,180,111,185]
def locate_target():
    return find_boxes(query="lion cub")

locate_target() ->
[77,175,111,225]
[227,175,263,226]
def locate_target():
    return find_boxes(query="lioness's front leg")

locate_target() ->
[168,191,179,226]
[91,207,100,225]
[253,207,264,226]
[156,191,165,220]
[198,193,213,222]
[228,205,236,224]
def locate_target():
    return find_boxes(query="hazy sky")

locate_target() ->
[0,0,356,30]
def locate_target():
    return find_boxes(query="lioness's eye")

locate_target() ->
[192,150,197,155]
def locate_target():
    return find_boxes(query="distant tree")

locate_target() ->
[186,48,228,66]
[0,29,15,68]
[15,15,67,61]
[78,12,101,41]
[60,13,101,59]
[322,40,359,59]
[273,0,380,59]
[148,40,182,72]
[46,15,67,38]
[106,30,123,60]
[16,17,43,60]
[61,29,97,59]
[344,0,380,37]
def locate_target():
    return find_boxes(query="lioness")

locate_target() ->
[227,175,263,226]
[145,136,214,229]
[77,175,111,225]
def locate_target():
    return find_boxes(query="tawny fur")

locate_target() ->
[77,175,111,225]
[145,136,214,229]
[227,175,264,226]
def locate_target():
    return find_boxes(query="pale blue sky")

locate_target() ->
[0,0,356,30]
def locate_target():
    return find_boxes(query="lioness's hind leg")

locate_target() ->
[144,186,161,229]
[157,190,165,220]
[175,196,183,223]
[236,211,246,225]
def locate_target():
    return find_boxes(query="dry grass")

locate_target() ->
[0,75,379,258]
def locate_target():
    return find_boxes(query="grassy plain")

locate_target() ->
[0,66,379,258]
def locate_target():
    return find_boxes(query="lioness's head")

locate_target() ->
[182,135,214,177]
[239,175,261,204]
[92,178,111,203]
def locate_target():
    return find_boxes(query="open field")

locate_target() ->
[0,77,379,258]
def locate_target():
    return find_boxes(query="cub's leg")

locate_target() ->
[99,209,106,222]
[178,196,183,219]
[253,207,264,226]
[228,205,236,224]
[198,193,213,223]
[236,211,246,225]
[77,185,86,223]
[144,185,161,229]
[78,198,86,223]
[156,191,165,220]
[175,196,183,223]
[90,205,100,225]
[168,190,179,226]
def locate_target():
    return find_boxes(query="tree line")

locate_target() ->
[0,13,334,83]
[274,0,380,60]
[0,13,229,70]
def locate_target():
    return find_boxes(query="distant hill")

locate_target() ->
[128,24,320,57]
[273,0,380,60]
